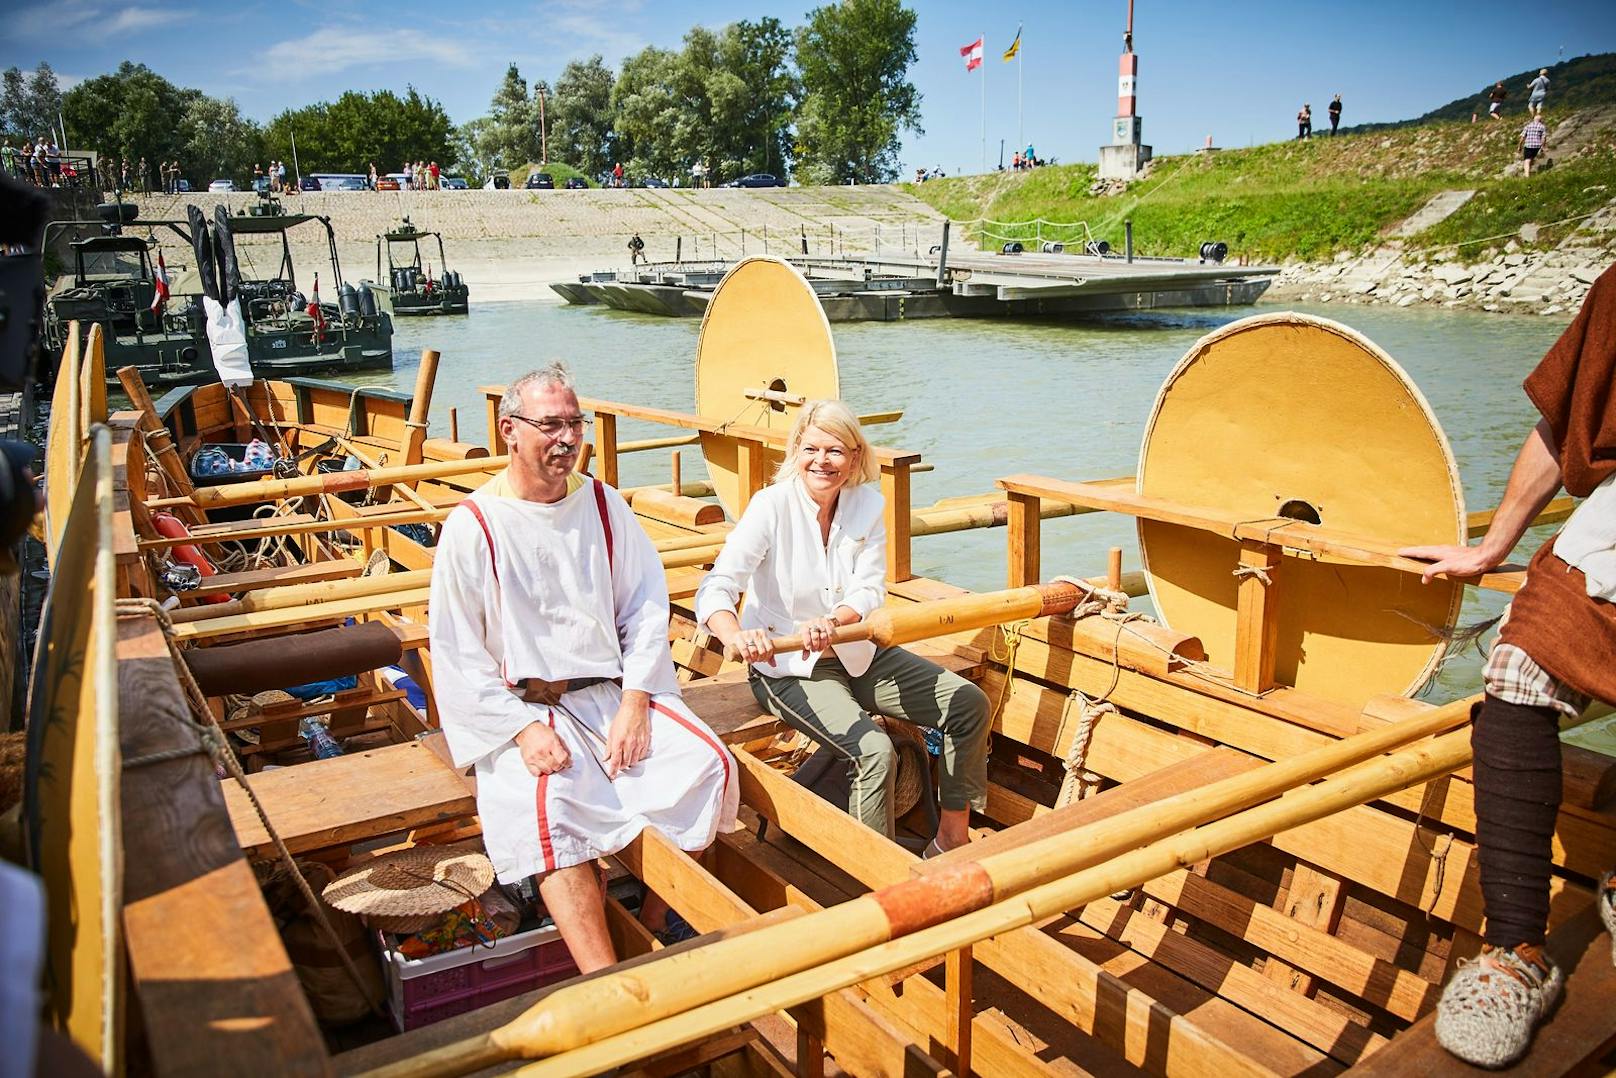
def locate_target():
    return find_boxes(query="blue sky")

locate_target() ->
[5,0,1613,173]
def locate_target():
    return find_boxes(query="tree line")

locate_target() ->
[6,0,920,189]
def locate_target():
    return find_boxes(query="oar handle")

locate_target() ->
[725,622,875,663]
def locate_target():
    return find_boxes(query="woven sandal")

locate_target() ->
[1435,944,1563,1068]
[1600,871,1616,967]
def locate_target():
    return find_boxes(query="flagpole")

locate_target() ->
[981,31,987,174]
[1018,38,1024,152]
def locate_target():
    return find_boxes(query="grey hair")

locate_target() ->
[499,362,576,418]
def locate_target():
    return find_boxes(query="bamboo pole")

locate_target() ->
[172,587,433,640]
[402,349,443,467]
[148,454,510,509]
[167,568,434,623]
[499,711,1501,1078]
[368,695,1477,1078]
[137,507,452,550]
[909,497,1082,538]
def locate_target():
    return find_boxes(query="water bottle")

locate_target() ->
[299,716,344,759]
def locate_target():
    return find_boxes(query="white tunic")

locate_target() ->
[429,474,738,883]
[694,477,887,678]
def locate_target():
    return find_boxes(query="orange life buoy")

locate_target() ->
[153,511,230,604]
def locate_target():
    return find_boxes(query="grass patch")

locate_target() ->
[1417,148,1616,251]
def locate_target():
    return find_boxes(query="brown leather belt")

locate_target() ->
[516,675,620,705]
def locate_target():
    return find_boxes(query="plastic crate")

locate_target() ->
[379,921,578,1032]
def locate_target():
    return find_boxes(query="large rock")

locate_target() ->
[1432,264,1473,286]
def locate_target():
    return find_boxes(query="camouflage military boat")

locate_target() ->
[44,198,394,388]
[368,218,469,316]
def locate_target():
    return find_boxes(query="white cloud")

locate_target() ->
[11,0,185,41]
[251,27,478,80]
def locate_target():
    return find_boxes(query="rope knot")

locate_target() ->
[1232,564,1274,586]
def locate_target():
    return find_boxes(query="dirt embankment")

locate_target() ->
[119,187,949,302]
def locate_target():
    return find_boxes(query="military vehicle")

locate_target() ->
[43,197,393,388]
[368,218,470,315]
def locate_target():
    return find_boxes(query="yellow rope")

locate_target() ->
[988,618,1031,724]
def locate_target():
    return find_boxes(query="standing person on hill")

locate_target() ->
[1296,103,1312,139]
[367,162,377,190]
[403,161,413,191]
[1519,114,1548,177]
[1328,93,1343,135]
[612,161,624,188]
[429,161,440,189]
[1404,265,1616,1070]
[1528,69,1550,117]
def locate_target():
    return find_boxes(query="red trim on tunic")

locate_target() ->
[461,500,499,582]
[593,479,614,574]
[650,700,732,792]
[536,708,558,872]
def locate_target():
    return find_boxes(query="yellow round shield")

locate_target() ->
[1137,313,1466,708]
[695,257,839,517]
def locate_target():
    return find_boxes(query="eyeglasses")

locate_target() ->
[508,414,593,437]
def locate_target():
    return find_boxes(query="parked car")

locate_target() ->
[524,172,554,189]
[207,179,237,192]
[175,179,192,193]
[721,173,786,188]
[252,176,271,195]
[564,176,588,190]
[483,169,510,190]
[298,175,322,192]
[442,177,468,190]
[641,177,670,189]
[375,176,401,191]
[320,175,368,191]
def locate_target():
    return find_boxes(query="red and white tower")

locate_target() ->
[1098,0,1153,180]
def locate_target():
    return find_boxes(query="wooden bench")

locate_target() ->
[188,558,362,598]
[224,645,983,857]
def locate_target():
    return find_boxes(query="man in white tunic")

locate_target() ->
[430,363,737,972]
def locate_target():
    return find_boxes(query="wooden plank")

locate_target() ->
[1263,864,1346,996]
[1006,491,1041,588]
[616,828,952,1078]
[597,411,619,488]
[1137,869,1438,1024]
[881,463,913,583]
[118,611,331,1077]
[1351,901,1616,1077]
[189,559,363,597]
[223,741,476,857]
[996,475,1525,593]
[737,749,1308,1076]
[1233,542,1282,694]
[945,946,973,1075]
[1074,896,1386,1065]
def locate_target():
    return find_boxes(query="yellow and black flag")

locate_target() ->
[1002,24,1022,61]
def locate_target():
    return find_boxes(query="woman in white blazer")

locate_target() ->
[696,400,990,854]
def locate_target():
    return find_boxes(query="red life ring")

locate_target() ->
[153,512,230,604]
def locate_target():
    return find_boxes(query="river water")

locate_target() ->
[345,296,1608,749]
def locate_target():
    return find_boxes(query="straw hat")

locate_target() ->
[323,844,494,933]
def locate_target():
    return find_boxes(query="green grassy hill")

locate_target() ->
[1355,52,1616,130]
[908,54,1616,264]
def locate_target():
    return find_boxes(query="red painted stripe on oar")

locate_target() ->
[870,862,995,936]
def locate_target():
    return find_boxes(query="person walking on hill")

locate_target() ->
[1488,81,1507,120]
[1519,114,1548,177]
[1328,94,1343,135]
[1296,103,1313,140]
[1528,69,1550,117]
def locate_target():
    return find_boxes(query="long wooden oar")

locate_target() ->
[147,453,511,510]
[368,694,1476,1078]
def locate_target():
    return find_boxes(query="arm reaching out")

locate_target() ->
[1400,419,1562,583]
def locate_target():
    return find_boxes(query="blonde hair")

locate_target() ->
[773,400,879,487]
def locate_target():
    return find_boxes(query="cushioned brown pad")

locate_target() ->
[184,621,403,697]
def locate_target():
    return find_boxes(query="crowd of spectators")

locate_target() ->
[1,136,65,186]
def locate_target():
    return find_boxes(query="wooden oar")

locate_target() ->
[147,454,511,510]
[728,580,1201,675]
[506,712,1515,1078]
[366,694,1477,1078]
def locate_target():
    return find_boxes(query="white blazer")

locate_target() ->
[695,477,887,678]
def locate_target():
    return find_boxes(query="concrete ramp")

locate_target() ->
[1387,190,1476,238]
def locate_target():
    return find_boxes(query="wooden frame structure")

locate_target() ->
[36,323,1616,1078]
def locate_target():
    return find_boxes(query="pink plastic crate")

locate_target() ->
[380,922,578,1031]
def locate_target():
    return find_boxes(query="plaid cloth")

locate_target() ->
[1522,121,1547,149]
[1484,641,1589,719]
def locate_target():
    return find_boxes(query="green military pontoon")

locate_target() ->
[368,218,470,315]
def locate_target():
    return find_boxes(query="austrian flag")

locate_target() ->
[960,37,984,72]
[150,250,170,314]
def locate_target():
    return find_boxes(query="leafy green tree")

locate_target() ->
[1,62,63,142]
[612,46,681,181]
[62,61,198,179]
[794,0,921,184]
[180,96,263,182]
[473,64,538,170]
[549,56,615,177]
[713,18,798,180]
[262,88,453,176]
